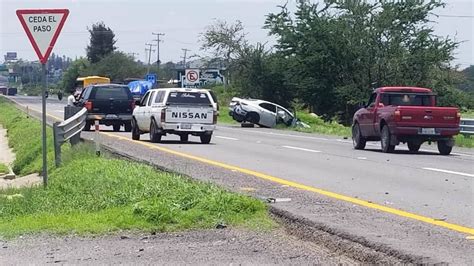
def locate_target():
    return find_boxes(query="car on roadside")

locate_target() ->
[352,87,460,155]
[76,84,135,132]
[131,88,217,144]
[229,97,302,128]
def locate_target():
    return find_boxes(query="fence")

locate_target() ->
[460,118,474,136]
[53,107,87,166]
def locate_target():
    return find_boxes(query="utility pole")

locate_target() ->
[145,43,156,74]
[181,48,190,69]
[152,32,164,69]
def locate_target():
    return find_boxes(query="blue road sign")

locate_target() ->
[145,74,157,85]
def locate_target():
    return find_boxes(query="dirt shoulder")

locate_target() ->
[0,228,356,264]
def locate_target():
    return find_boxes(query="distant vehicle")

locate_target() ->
[76,84,135,132]
[75,76,110,90]
[229,97,304,128]
[7,87,17,96]
[127,80,153,100]
[0,86,7,95]
[352,87,460,155]
[132,88,217,144]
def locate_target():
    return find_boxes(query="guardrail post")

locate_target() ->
[95,120,100,156]
[64,106,82,145]
[53,122,61,167]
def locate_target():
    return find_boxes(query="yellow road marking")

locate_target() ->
[101,131,474,236]
[10,100,474,236]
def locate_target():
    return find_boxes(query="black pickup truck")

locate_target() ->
[77,84,135,132]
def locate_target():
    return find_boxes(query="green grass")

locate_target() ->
[461,109,474,119]
[0,98,274,238]
[218,109,238,124]
[454,134,474,148]
[0,98,58,176]
[292,112,351,137]
[0,163,8,175]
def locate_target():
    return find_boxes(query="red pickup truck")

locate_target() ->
[352,87,460,155]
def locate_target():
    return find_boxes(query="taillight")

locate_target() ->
[85,101,93,111]
[161,108,166,123]
[130,100,135,110]
[213,111,217,124]
[456,111,461,123]
[394,110,401,122]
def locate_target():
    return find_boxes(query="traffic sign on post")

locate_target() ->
[17,9,69,188]
[16,9,69,64]
[184,69,200,87]
[145,74,157,86]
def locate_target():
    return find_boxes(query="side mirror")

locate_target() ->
[135,99,141,106]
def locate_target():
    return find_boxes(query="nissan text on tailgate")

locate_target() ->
[131,88,217,144]
[352,87,460,155]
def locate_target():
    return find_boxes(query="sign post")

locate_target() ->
[16,9,69,187]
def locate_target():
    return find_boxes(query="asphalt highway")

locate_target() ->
[6,95,474,263]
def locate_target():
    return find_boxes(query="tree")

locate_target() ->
[264,0,463,121]
[200,20,249,84]
[86,22,117,64]
[60,58,89,93]
[200,19,247,61]
[82,52,145,83]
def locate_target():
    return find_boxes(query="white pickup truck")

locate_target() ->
[131,88,217,143]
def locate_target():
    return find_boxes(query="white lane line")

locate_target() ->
[282,145,321,153]
[233,129,329,141]
[422,167,474,178]
[215,136,239,141]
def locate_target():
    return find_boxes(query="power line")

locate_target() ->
[436,14,474,18]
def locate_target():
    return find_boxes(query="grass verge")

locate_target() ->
[0,163,9,175]
[0,98,274,238]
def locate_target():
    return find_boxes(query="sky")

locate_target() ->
[1,0,473,69]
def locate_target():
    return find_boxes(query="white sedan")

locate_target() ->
[228,97,302,128]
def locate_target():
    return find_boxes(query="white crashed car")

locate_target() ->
[229,97,309,128]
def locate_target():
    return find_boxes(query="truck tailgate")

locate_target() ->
[397,106,459,128]
[165,106,214,124]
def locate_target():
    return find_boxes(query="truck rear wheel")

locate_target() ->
[437,140,452,155]
[200,133,212,144]
[180,134,189,142]
[131,119,140,140]
[113,124,121,132]
[124,121,132,132]
[352,123,366,150]
[381,125,395,153]
[407,142,421,152]
[150,119,162,143]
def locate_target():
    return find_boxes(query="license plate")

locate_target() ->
[106,114,118,119]
[181,124,192,129]
[420,128,436,135]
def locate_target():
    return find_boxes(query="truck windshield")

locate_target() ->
[167,92,211,105]
[381,93,434,106]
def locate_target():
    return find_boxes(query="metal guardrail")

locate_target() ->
[460,118,474,136]
[53,107,87,166]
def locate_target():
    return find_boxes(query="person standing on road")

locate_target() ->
[67,91,76,106]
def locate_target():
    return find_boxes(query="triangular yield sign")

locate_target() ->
[16,9,69,64]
